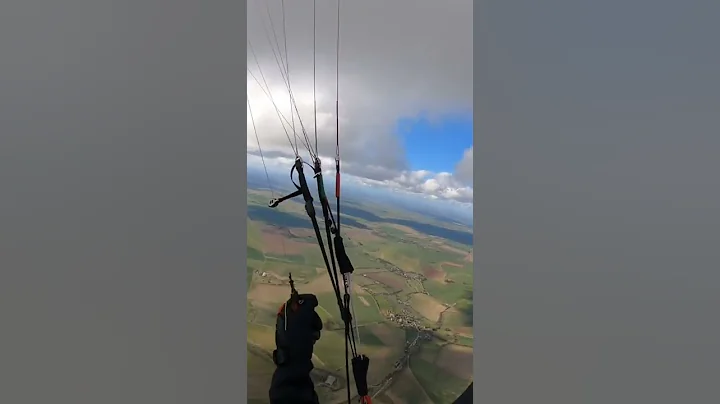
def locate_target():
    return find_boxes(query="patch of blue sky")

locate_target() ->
[396,112,473,174]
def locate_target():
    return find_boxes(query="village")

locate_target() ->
[373,257,426,283]
[251,255,455,400]
[311,278,438,399]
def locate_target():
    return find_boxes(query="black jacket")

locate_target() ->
[268,360,319,404]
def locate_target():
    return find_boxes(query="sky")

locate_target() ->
[246,0,474,209]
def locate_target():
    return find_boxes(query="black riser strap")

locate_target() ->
[351,355,370,396]
[333,235,354,275]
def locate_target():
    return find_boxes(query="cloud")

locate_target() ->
[454,146,473,185]
[247,0,473,202]
[248,148,473,204]
[367,170,474,204]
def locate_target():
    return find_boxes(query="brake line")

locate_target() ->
[268,156,369,404]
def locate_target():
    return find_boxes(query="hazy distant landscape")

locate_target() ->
[246,166,474,228]
[246,187,474,404]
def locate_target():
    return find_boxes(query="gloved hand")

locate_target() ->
[272,293,323,366]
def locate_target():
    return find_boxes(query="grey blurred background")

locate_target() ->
[0,1,246,403]
[475,0,720,403]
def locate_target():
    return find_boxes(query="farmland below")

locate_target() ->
[246,188,473,404]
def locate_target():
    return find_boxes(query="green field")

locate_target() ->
[247,347,276,402]
[343,246,381,269]
[424,281,473,307]
[247,246,265,261]
[311,329,352,371]
[410,355,469,404]
[373,294,396,314]
[409,342,472,404]
[315,291,384,326]
[357,325,386,346]
[247,305,277,327]
[455,335,473,347]
[247,189,473,403]
[363,283,393,295]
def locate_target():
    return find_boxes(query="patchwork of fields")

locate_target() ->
[246,189,473,404]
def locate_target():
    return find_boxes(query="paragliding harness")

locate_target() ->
[268,156,371,404]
